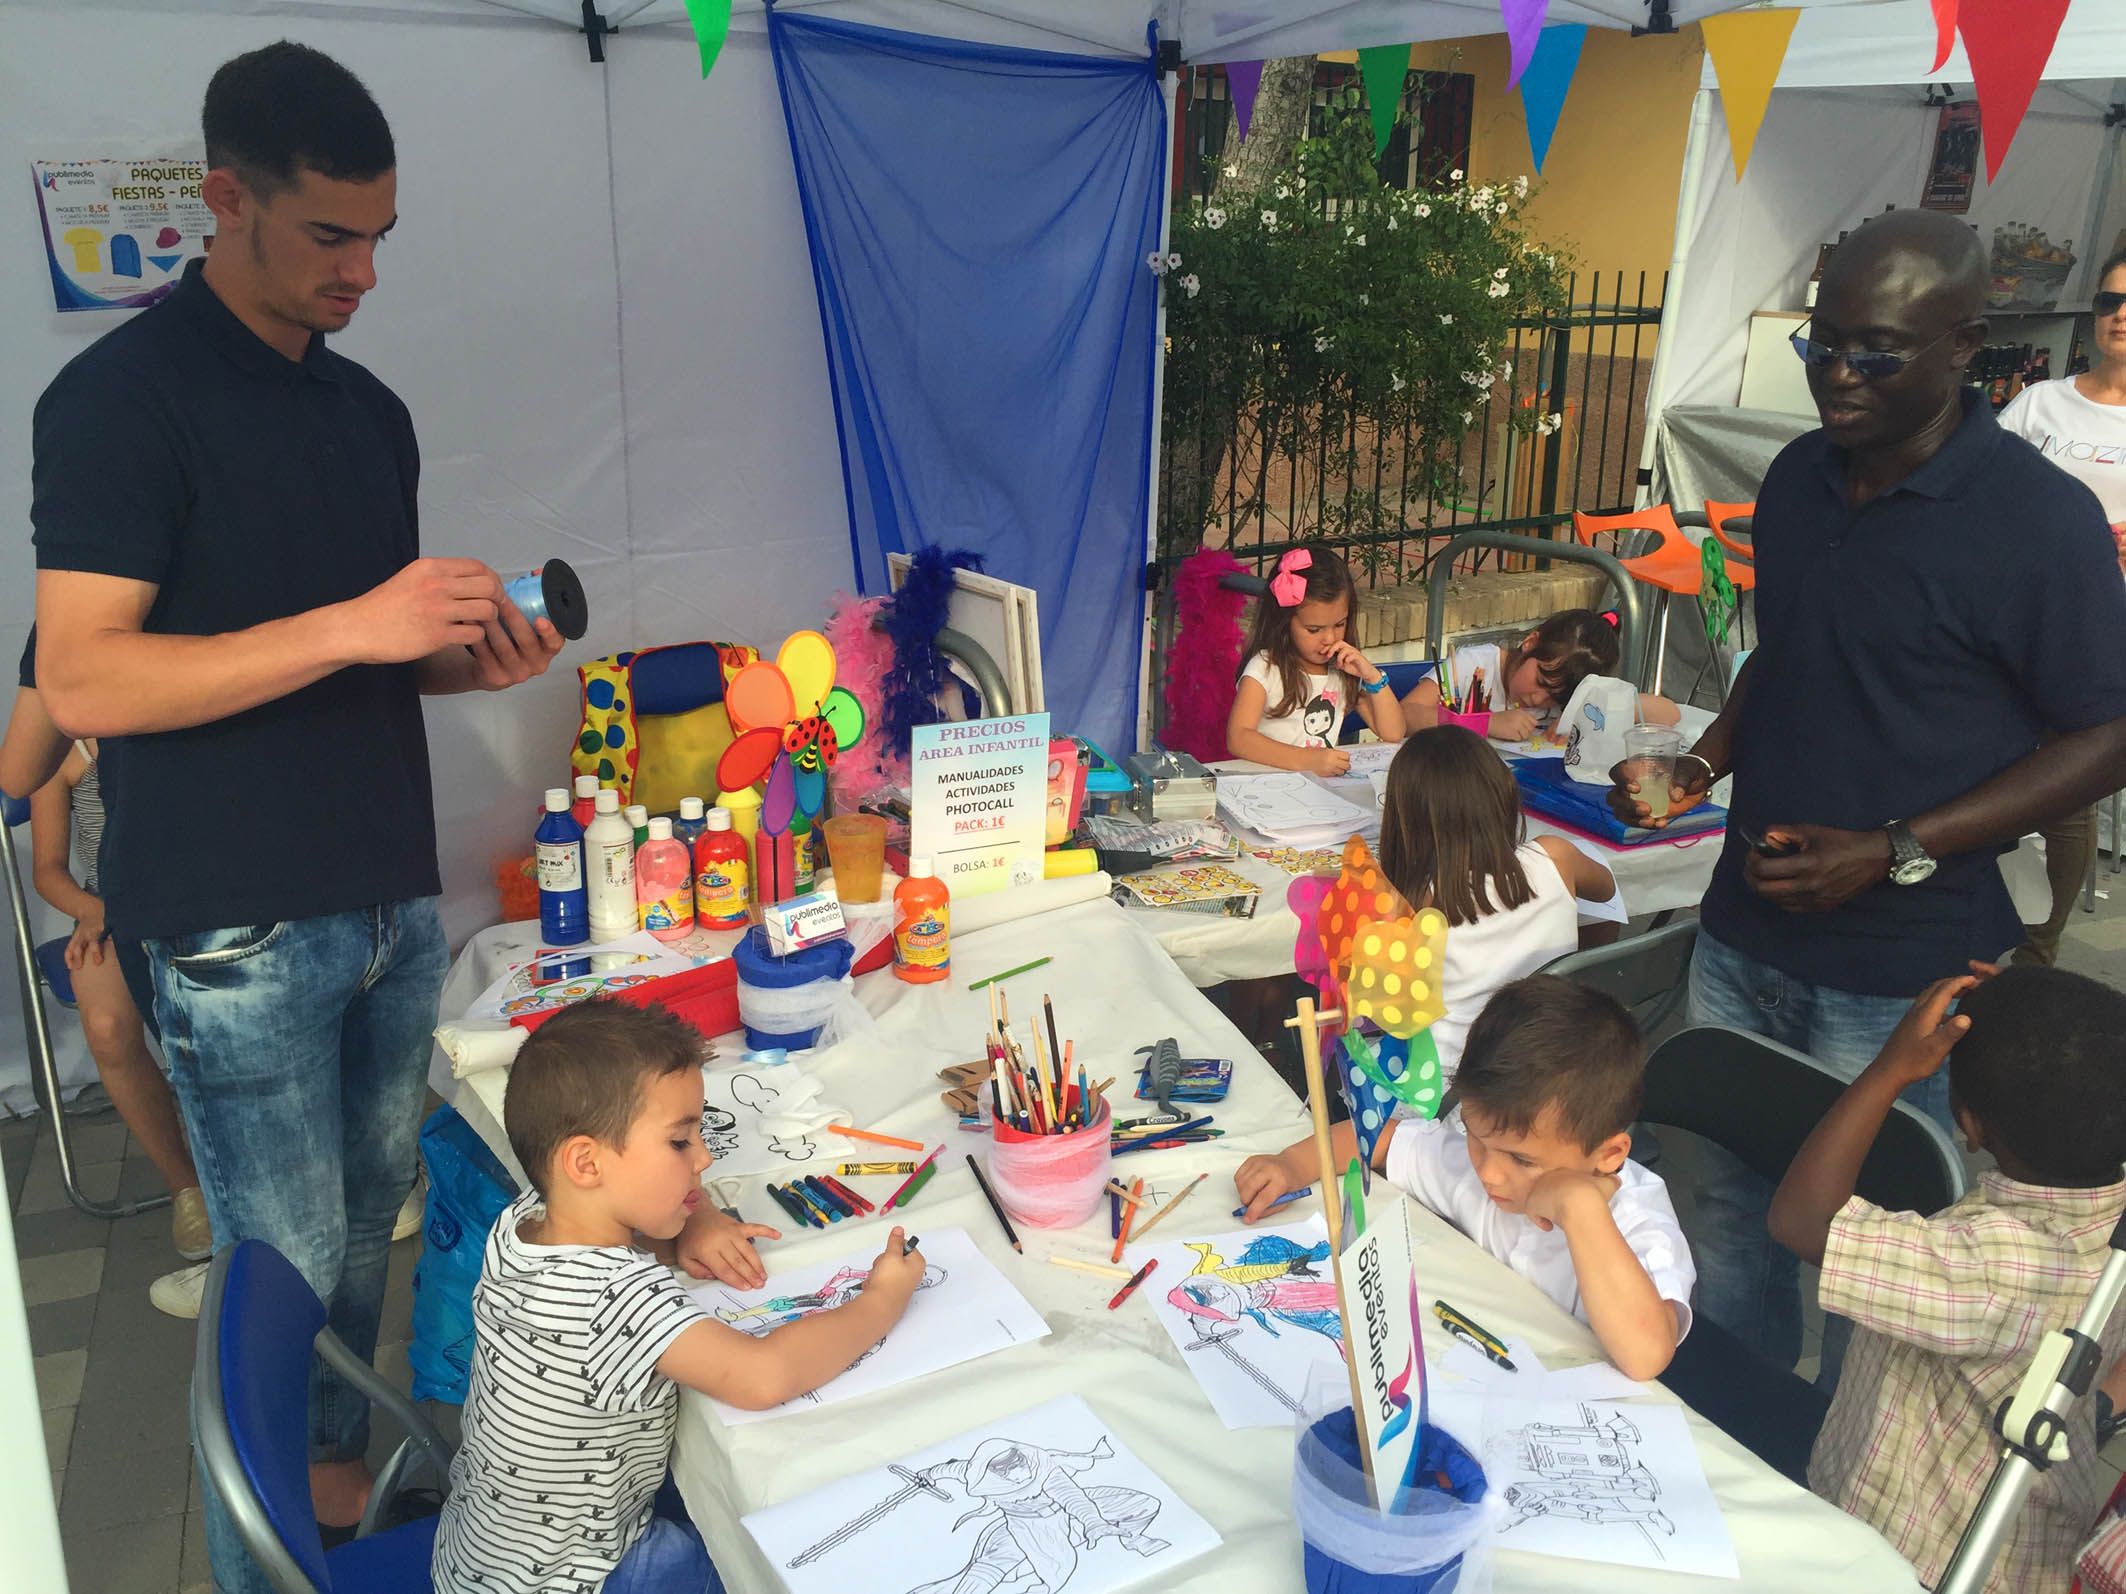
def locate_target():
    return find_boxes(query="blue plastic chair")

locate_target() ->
[193,1240,456,1593]
[1335,658,1435,744]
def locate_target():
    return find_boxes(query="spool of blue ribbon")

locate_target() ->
[502,559,588,640]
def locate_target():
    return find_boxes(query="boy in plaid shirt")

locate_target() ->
[1770,965,2126,1594]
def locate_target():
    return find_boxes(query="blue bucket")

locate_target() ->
[1295,1410,1488,1593]
[729,926,854,1052]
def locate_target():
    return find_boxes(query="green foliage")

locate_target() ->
[1159,94,1571,570]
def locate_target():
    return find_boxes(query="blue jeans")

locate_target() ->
[604,1477,720,1594]
[1684,930,1949,1380]
[148,899,447,1594]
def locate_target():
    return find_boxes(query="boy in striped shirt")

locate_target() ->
[1770,966,2126,1594]
[433,999,925,1593]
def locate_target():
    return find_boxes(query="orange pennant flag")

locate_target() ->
[1700,9,1801,181]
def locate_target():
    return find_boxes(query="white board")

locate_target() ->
[888,554,1045,715]
[741,1394,1220,1594]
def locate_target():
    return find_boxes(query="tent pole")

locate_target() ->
[1636,85,1715,509]
[1138,52,1179,754]
[2073,95,2124,304]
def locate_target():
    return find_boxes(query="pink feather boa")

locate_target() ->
[1162,547,1250,763]
[823,594,905,806]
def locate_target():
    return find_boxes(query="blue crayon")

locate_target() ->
[1232,1187,1315,1219]
[802,1176,852,1220]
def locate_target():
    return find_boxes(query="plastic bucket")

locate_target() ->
[985,1099,1112,1228]
[729,927,855,1051]
[1294,1408,1489,1594]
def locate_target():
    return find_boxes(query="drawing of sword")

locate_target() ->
[787,1465,949,1568]
[1185,1321,1302,1417]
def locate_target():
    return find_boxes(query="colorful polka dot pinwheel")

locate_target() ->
[714,630,867,831]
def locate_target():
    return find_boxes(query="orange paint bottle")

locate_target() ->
[892,857,951,983]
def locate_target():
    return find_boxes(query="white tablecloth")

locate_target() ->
[433,899,1918,1593]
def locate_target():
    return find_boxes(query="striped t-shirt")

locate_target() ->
[432,1192,712,1594]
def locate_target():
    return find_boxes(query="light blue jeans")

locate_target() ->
[604,1477,720,1594]
[148,899,447,1594]
[1684,929,1951,1382]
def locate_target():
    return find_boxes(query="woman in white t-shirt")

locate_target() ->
[1996,247,2126,965]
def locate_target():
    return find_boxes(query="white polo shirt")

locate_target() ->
[1383,1114,1695,1340]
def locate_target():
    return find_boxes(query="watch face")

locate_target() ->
[1891,856,1937,886]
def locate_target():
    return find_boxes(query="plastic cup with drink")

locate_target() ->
[1621,724,1685,822]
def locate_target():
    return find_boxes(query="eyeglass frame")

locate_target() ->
[1788,321,1972,382]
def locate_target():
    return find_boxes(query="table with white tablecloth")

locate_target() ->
[430,897,1920,1593]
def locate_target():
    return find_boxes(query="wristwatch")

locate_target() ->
[1884,820,1937,886]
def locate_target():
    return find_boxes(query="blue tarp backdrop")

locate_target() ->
[766,9,1166,755]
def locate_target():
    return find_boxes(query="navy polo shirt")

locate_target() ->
[31,262,439,941]
[1700,389,2126,996]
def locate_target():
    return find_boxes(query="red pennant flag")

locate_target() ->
[1929,0,1957,74]
[1960,0,2070,182]
[1226,60,1265,141]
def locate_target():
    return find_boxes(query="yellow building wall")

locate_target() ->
[1329,27,1705,289]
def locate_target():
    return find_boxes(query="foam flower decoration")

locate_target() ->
[715,630,866,829]
[1346,906,1449,1040]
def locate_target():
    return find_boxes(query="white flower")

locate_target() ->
[1500,362,1514,378]
[1476,185,1495,205]
[1414,202,1431,218]
[1488,281,1510,298]
[1146,250,1167,274]
[1204,207,1227,230]
[1295,176,1308,192]
[1315,335,1334,353]
[1353,234,1366,247]
[1391,373,1407,392]
[1450,168,1465,182]
[1461,410,1474,425]
[1260,209,1277,228]
[1515,174,1530,199]
[1276,183,1291,200]
[1439,313,1454,325]
[1386,216,1398,231]
[1494,267,1509,280]
[1167,251,1182,271]
[1223,163,1238,178]
[1180,273,1200,298]
[1358,293,1369,306]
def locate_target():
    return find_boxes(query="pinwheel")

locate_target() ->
[716,630,867,854]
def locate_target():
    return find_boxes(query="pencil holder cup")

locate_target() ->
[1293,1393,1492,1594]
[985,1100,1112,1229]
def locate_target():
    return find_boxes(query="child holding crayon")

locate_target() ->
[433,999,925,1594]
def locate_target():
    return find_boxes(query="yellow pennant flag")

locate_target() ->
[1700,9,1800,180]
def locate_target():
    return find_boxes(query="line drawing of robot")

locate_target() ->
[1500,1402,1676,1560]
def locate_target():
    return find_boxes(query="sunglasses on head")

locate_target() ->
[1788,324,1962,382]
[2096,290,2126,317]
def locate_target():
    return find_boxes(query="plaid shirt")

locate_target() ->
[1808,1171,2126,1594]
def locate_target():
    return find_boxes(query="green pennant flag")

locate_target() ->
[1356,43,1409,157]
[683,0,733,79]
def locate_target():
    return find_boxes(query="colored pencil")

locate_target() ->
[896,1160,940,1208]
[1107,1258,1158,1310]
[1048,1255,1133,1281]
[969,956,1051,992]
[1042,995,1065,1102]
[820,1174,873,1215]
[966,1154,1021,1253]
[837,1161,916,1177]
[831,1124,925,1152]
[1124,1173,1208,1246]
[1111,1176,1143,1263]
[1232,1187,1314,1219]
[881,1145,943,1212]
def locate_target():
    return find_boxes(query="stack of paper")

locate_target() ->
[1216,772,1378,849]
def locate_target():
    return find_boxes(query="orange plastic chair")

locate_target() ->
[1704,500,1758,568]
[1572,506,1749,698]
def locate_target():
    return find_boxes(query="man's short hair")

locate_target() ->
[1950,967,2126,1187]
[203,41,395,197]
[1452,975,1645,1151]
[503,999,704,1196]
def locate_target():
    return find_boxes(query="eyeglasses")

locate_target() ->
[2096,290,2126,317]
[1788,325,1962,381]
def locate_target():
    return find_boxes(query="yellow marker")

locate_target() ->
[835,1161,916,1177]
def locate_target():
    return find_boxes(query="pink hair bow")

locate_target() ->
[1269,548,1312,607]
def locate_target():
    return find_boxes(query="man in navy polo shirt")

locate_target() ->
[30,43,563,1589]
[1615,211,2126,1372]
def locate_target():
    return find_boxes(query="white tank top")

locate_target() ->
[1429,840,1580,1081]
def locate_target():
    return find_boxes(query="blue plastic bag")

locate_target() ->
[408,1104,520,1405]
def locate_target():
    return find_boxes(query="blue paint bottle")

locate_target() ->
[535,787,592,978]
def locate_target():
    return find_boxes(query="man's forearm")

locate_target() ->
[1767,1060,1905,1265]
[38,609,358,737]
[1685,652,1756,780]
[1909,718,2126,860]
[415,644,483,696]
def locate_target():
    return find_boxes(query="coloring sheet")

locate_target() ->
[1216,774,1377,848]
[741,1395,1219,1594]
[1341,741,1401,777]
[1141,1219,1347,1429]
[688,1227,1049,1427]
[463,930,700,1022]
[1469,1397,1739,1579]
[697,1062,844,1180]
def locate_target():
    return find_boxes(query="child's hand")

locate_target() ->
[1326,641,1382,686]
[1521,1168,1620,1232]
[65,908,109,970]
[674,1205,779,1289]
[1873,971,1983,1087]
[1234,1152,1303,1224]
[862,1227,926,1306]
[1488,707,1539,742]
[1306,745,1351,778]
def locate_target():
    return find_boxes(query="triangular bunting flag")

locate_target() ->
[1929,0,1958,74]
[1501,0,1551,91]
[1357,43,1410,158]
[1701,8,1800,180]
[1226,59,1265,141]
[681,0,732,79]
[1960,0,2071,182]
[1517,25,1587,174]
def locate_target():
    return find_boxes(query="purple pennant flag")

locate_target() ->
[1226,59,1265,141]
[1501,0,1551,90]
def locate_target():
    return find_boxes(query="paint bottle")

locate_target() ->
[584,789,638,944]
[892,858,950,984]
[571,773,600,830]
[791,812,817,894]
[673,795,708,853]
[694,807,751,930]
[718,784,762,870]
[635,817,695,942]
[624,803,650,853]
[533,788,591,977]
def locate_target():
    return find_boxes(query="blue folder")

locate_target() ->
[1512,754,1726,848]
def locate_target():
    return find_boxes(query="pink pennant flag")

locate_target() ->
[1226,60,1265,142]
[1501,0,1551,90]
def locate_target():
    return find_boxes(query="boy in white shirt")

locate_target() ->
[432,998,925,1594]
[1234,975,1692,1380]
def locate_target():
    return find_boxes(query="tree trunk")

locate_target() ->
[1214,57,1315,198]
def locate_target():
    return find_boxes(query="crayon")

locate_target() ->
[1232,1187,1314,1219]
[895,1160,940,1208]
[819,1174,874,1215]
[790,1183,838,1224]
[1107,1258,1158,1310]
[1048,1255,1132,1281]
[882,1146,943,1212]
[836,1161,917,1177]
[765,1183,813,1228]
[830,1124,925,1152]
[802,1176,851,1219]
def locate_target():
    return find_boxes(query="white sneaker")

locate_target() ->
[392,1172,426,1243]
[149,1262,208,1320]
